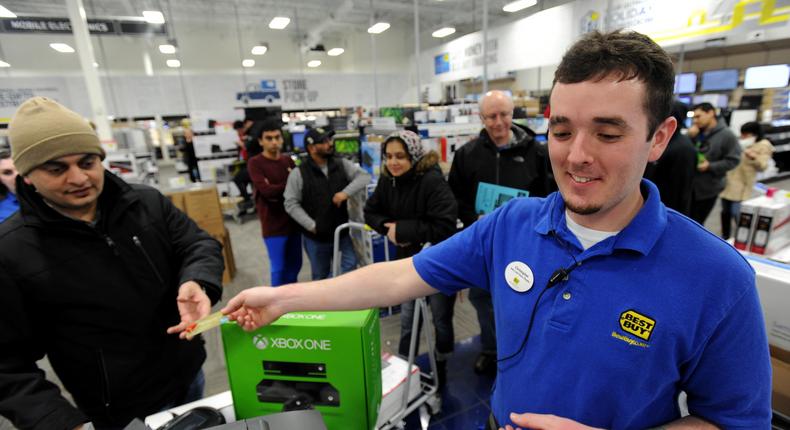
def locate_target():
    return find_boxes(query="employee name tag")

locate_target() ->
[505,261,534,292]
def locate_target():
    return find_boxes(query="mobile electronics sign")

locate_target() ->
[0,16,167,36]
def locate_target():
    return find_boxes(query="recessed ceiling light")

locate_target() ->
[327,48,345,56]
[431,27,456,38]
[251,45,268,55]
[502,0,537,13]
[242,59,255,67]
[0,60,10,68]
[158,44,176,54]
[50,43,75,53]
[166,59,181,68]
[367,22,390,34]
[142,10,165,24]
[93,61,99,68]
[307,60,321,68]
[269,17,290,30]
[0,5,16,18]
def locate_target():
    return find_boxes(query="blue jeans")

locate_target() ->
[398,293,457,358]
[303,234,357,280]
[263,233,303,286]
[469,288,497,354]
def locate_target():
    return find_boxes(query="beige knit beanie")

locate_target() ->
[9,97,105,175]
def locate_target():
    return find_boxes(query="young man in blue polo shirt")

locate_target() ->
[214,30,771,429]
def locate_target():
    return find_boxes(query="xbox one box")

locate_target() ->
[221,310,381,430]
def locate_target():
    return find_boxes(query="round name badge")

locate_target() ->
[505,261,534,293]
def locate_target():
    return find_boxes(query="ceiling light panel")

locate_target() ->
[307,60,322,68]
[251,45,268,55]
[327,48,345,56]
[367,22,390,34]
[432,27,456,38]
[269,17,290,30]
[159,44,176,54]
[503,0,537,13]
[0,60,10,68]
[0,5,16,18]
[50,43,75,53]
[166,59,181,68]
[242,59,255,67]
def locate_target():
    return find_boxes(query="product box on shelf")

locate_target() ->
[749,197,790,255]
[734,197,765,251]
[221,310,381,430]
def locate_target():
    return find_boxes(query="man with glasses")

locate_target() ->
[448,89,555,375]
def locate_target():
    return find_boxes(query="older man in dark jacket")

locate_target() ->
[0,97,224,430]
[448,90,555,375]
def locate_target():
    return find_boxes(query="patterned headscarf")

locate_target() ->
[383,130,424,162]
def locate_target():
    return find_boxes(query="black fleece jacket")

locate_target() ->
[364,158,457,260]
[448,123,555,228]
[0,172,223,429]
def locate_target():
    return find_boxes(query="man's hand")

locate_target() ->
[167,281,212,338]
[332,191,349,207]
[687,124,700,139]
[384,222,398,245]
[697,159,710,172]
[221,287,284,331]
[501,413,603,430]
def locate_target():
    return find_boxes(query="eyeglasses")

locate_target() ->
[481,111,513,122]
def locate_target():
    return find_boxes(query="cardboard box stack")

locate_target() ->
[750,257,790,417]
[165,185,235,284]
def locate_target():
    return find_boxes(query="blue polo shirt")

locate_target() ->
[413,179,771,429]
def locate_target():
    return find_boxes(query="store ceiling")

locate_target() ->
[1,0,572,43]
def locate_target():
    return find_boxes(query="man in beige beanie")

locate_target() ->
[0,97,225,429]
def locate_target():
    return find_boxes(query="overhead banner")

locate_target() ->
[421,3,576,82]
[0,16,167,36]
[573,0,790,47]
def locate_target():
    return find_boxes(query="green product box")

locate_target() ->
[221,309,381,430]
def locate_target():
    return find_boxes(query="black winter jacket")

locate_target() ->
[0,172,223,429]
[364,152,458,260]
[448,123,555,228]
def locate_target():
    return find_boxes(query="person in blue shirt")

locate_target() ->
[212,30,771,430]
[0,152,19,222]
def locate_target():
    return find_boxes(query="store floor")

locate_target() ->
[3,170,790,430]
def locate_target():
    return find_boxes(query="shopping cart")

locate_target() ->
[332,222,442,430]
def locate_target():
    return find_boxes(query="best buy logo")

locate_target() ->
[252,334,332,351]
[619,310,655,341]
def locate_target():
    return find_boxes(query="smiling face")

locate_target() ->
[23,153,105,221]
[548,75,675,231]
[384,139,412,177]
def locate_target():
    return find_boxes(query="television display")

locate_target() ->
[744,64,790,89]
[701,69,739,91]
[674,73,697,94]
[334,137,360,155]
[291,131,306,150]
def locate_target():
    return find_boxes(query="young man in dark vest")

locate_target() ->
[284,127,370,279]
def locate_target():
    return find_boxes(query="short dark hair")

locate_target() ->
[553,30,675,140]
[255,118,283,140]
[740,121,764,140]
[692,102,715,113]
[233,120,245,130]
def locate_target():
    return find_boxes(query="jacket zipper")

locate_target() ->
[97,349,112,410]
[132,235,166,285]
[496,152,500,184]
[102,234,120,256]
